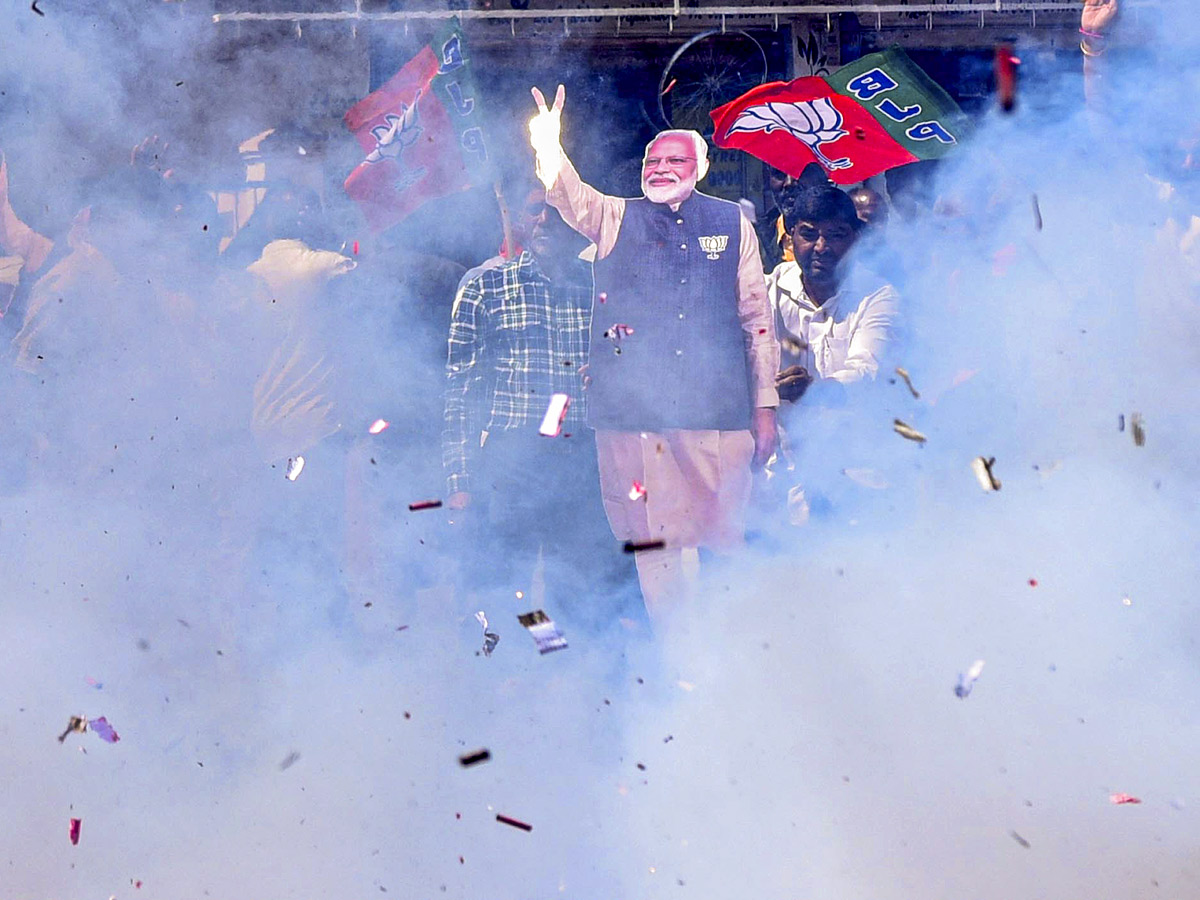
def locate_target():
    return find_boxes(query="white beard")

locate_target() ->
[643,172,697,206]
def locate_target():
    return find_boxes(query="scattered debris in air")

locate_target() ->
[495,813,532,832]
[971,456,1001,491]
[285,456,305,481]
[475,611,499,657]
[893,419,927,443]
[955,659,985,699]
[518,610,568,655]
[538,393,570,437]
[895,366,920,398]
[458,749,491,767]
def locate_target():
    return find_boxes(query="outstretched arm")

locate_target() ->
[529,85,625,258]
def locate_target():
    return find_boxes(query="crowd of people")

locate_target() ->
[3,0,1192,637]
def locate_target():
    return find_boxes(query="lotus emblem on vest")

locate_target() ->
[698,234,729,260]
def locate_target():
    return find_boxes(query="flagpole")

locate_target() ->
[493,181,514,260]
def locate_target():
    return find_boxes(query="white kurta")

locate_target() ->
[765,260,899,383]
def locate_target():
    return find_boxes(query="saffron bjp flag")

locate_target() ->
[710,48,967,185]
[343,24,489,231]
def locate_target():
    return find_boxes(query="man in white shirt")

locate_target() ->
[765,180,899,521]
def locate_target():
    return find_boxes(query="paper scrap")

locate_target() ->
[954,659,985,698]
[408,499,443,511]
[90,716,120,744]
[623,539,665,553]
[279,751,301,770]
[971,456,1001,491]
[517,609,568,655]
[538,393,571,437]
[69,818,81,845]
[1130,413,1145,447]
[458,749,491,767]
[893,419,927,443]
[368,418,389,434]
[285,456,305,481]
[1110,793,1142,805]
[495,813,533,832]
[1009,830,1031,848]
[475,611,499,657]
[628,480,646,501]
[57,715,88,743]
[895,366,920,398]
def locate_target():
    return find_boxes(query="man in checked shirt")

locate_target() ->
[442,186,635,630]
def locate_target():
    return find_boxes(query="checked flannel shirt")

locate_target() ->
[442,251,592,495]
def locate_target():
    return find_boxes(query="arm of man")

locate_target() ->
[545,154,626,260]
[0,153,54,275]
[529,84,625,259]
[826,284,900,384]
[442,276,488,504]
[737,215,780,467]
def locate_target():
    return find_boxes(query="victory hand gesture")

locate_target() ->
[1081,0,1118,35]
[529,85,565,189]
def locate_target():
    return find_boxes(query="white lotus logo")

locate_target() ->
[364,90,422,165]
[725,97,852,171]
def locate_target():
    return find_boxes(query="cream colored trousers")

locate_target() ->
[595,428,754,620]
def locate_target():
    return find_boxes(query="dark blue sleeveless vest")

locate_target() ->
[589,191,750,431]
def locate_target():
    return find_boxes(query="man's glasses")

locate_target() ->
[643,156,696,168]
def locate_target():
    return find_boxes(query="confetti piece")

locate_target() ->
[995,44,1019,113]
[31,0,44,15]
[285,456,305,481]
[1009,830,1031,848]
[623,539,665,553]
[279,751,301,770]
[1118,413,1125,432]
[90,716,119,744]
[458,749,491,767]
[1031,194,1042,231]
[892,419,927,443]
[538,393,571,437]
[1130,412,1145,447]
[854,126,866,140]
[408,500,443,511]
[57,715,87,743]
[69,818,81,845]
[895,366,920,398]
[954,659,985,698]
[352,240,359,255]
[1110,793,1142,805]
[1028,578,1038,587]
[517,609,568,654]
[598,291,607,303]
[368,418,389,434]
[603,323,635,355]
[661,77,677,96]
[971,456,1001,491]
[84,677,103,690]
[496,813,533,832]
[628,480,646,501]
[475,611,499,657]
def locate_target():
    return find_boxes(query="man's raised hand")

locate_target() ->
[529,85,565,189]
[1081,0,1118,36]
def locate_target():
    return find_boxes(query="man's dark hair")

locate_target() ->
[779,181,862,234]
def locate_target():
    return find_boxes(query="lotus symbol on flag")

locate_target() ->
[364,90,422,165]
[726,98,852,171]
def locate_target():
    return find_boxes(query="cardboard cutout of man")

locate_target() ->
[528,85,780,621]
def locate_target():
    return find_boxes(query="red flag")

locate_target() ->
[710,48,966,186]
[343,26,488,232]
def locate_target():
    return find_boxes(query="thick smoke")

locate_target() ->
[2,3,1199,899]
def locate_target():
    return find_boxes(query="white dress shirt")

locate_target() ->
[765,260,899,384]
